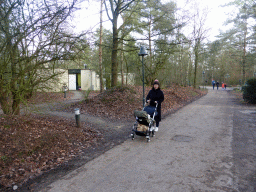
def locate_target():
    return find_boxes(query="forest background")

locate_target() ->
[0,0,256,114]
[72,0,256,89]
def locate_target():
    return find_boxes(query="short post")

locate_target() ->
[63,85,68,98]
[74,108,81,128]
[202,71,205,89]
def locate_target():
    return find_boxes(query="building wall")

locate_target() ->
[38,69,68,92]
[81,70,90,90]
[81,70,101,91]
[54,69,69,92]
[39,69,101,92]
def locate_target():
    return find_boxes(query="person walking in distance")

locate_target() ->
[212,79,216,90]
[146,80,164,132]
[216,81,219,90]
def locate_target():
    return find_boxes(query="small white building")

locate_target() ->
[39,69,101,92]
[43,69,135,92]
[68,69,101,91]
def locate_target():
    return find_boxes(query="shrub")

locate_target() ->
[83,89,92,101]
[242,78,256,104]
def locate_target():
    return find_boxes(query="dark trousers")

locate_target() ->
[213,84,215,89]
[155,115,160,127]
[156,121,159,127]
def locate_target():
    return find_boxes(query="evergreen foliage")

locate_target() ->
[242,78,256,104]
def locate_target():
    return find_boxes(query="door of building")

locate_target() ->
[69,74,76,90]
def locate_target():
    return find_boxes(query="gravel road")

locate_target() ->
[37,88,255,192]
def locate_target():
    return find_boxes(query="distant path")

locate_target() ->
[37,88,256,191]
[28,91,124,130]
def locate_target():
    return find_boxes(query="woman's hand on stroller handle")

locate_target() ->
[146,100,158,104]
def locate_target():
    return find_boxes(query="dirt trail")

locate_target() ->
[38,88,249,192]
[27,91,125,130]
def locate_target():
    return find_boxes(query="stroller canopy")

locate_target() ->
[143,105,158,116]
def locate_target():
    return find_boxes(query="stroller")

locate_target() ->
[131,103,158,142]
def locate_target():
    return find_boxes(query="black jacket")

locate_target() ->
[146,88,164,121]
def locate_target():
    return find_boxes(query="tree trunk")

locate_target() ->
[120,43,124,86]
[193,39,200,89]
[0,93,11,115]
[99,0,104,92]
[149,16,152,68]
[193,43,199,89]
[11,41,21,115]
[242,22,247,85]
[120,16,125,86]
[12,93,21,115]
[111,15,119,87]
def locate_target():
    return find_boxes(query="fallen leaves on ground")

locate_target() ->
[66,85,207,120]
[0,115,102,190]
[26,91,74,104]
[0,92,74,111]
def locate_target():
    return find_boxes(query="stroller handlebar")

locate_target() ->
[145,102,158,108]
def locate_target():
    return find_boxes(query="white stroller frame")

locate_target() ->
[131,103,158,142]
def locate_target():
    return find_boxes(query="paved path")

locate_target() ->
[39,88,253,192]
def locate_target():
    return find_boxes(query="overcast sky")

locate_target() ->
[180,0,236,41]
[73,0,236,42]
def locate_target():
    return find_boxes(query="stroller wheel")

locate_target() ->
[147,138,150,142]
[151,130,155,137]
[131,133,135,140]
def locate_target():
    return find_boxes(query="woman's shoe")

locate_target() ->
[155,127,158,132]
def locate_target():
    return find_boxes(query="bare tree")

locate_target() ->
[188,2,209,88]
[0,0,88,115]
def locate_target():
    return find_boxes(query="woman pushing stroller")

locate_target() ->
[146,80,164,132]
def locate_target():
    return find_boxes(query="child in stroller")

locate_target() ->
[131,103,158,142]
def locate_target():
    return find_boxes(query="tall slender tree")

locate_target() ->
[99,0,104,92]
[188,3,209,88]
[104,0,138,87]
